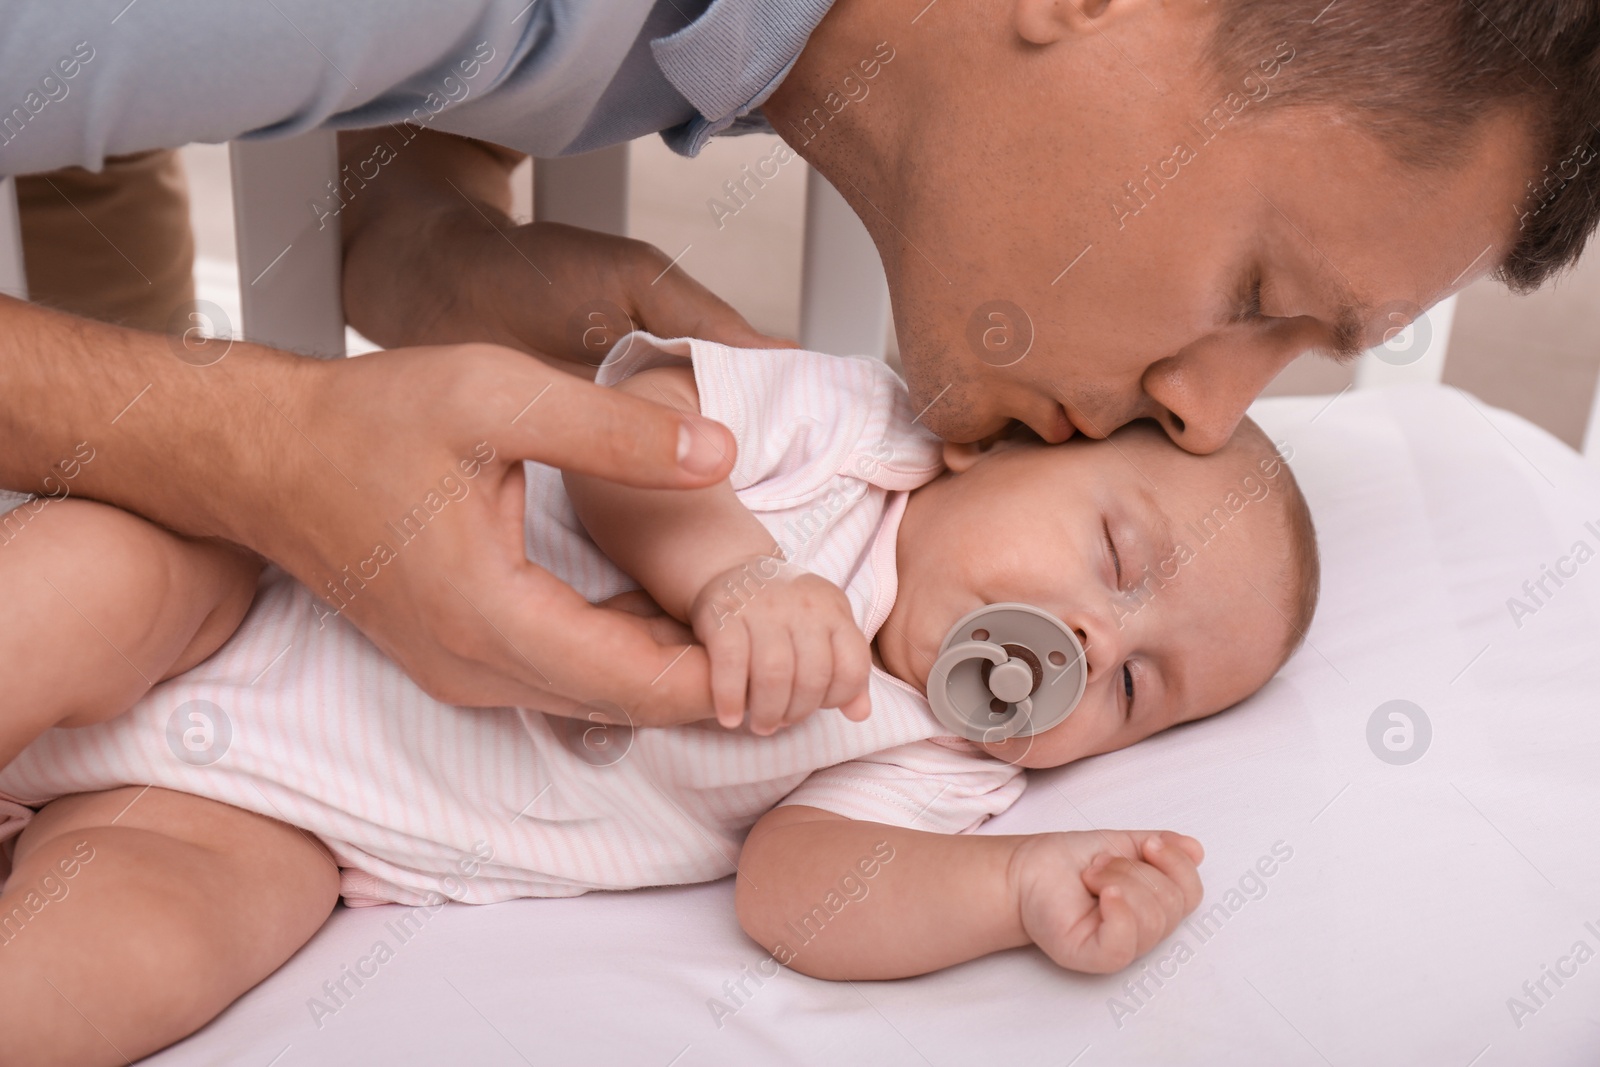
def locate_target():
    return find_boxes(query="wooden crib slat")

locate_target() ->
[799,168,889,359]
[533,145,629,237]
[1352,294,1456,390]
[1584,374,1600,463]
[0,177,27,302]
[229,132,346,359]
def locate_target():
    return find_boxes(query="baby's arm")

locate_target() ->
[564,365,870,733]
[0,498,260,769]
[736,804,1204,979]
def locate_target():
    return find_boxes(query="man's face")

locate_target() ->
[770,0,1537,453]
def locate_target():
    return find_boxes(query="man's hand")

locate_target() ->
[338,129,791,363]
[0,293,736,720]
[1011,830,1205,973]
[689,556,873,734]
[255,340,743,719]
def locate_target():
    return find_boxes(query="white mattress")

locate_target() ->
[146,384,1600,1067]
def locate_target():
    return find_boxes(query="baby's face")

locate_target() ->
[878,423,1297,769]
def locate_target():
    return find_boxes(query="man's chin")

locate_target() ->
[909,403,999,443]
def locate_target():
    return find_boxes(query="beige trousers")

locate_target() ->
[15,148,195,334]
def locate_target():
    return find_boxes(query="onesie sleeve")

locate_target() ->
[775,739,1027,836]
[595,333,941,506]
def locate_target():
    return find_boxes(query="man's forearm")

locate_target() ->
[0,294,305,545]
[735,805,1030,980]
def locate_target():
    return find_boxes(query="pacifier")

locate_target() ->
[926,603,1087,742]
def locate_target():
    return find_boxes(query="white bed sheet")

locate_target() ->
[146,384,1600,1067]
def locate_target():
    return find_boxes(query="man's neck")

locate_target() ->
[761,0,915,233]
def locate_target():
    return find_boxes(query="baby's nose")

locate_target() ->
[1072,618,1125,681]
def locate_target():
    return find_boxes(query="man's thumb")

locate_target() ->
[498,367,735,489]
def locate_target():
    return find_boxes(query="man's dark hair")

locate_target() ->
[1208,1,1600,292]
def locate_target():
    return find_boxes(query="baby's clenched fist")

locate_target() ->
[1010,829,1205,974]
[689,555,872,734]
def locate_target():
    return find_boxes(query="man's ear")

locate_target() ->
[1014,0,1156,46]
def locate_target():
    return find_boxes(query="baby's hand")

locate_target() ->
[689,556,872,734]
[1012,830,1205,973]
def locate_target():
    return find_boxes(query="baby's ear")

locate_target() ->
[942,427,1041,472]
[941,440,988,472]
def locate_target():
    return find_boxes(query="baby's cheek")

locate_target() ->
[976,735,1027,766]
[979,728,1072,769]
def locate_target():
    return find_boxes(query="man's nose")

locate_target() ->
[1140,328,1311,454]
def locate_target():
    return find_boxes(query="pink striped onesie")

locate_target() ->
[0,336,1026,906]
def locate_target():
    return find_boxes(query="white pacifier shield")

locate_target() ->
[925,603,1088,742]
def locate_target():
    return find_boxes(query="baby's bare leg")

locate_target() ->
[0,498,260,768]
[0,786,339,1067]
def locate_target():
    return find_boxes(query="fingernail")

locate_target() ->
[1148,837,1165,852]
[677,419,725,476]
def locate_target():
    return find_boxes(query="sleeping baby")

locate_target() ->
[0,334,1318,1065]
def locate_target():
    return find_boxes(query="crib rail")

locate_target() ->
[1,135,1597,461]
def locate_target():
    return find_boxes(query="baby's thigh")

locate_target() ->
[0,497,258,734]
[0,786,338,1067]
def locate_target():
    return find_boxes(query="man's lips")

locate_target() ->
[1032,403,1078,444]
[987,405,1086,446]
